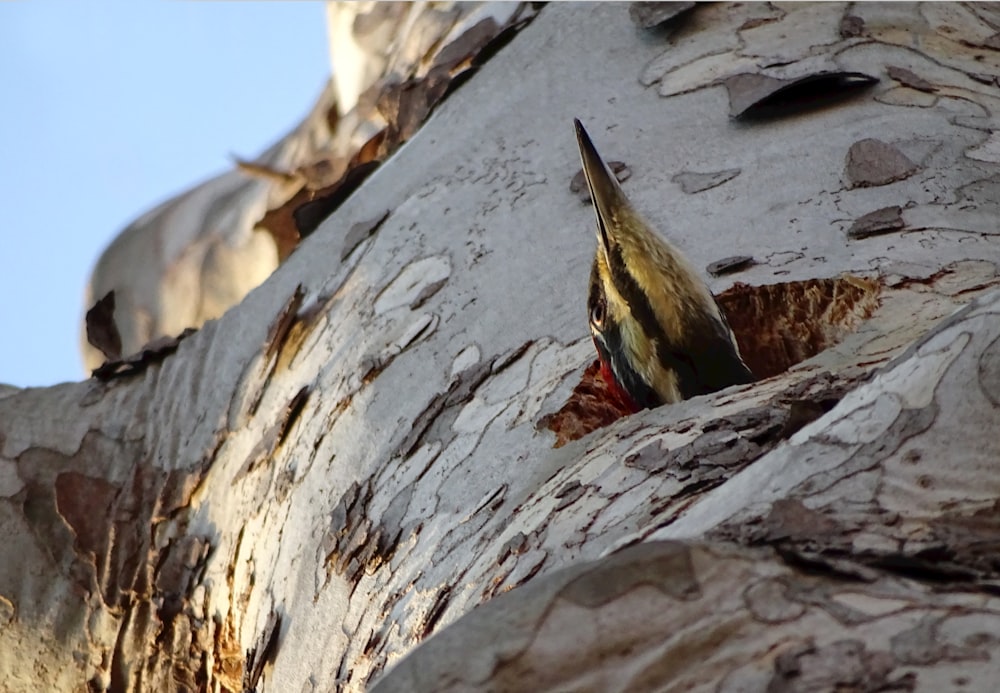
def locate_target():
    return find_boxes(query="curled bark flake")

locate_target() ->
[468,8,539,68]
[847,206,906,240]
[420,586,453,640]
[324,480,409,585]
[341,210,391,261]
[277,387,311,448]
[726,71,879,120]
[499,532,529,562]
[85,290,122,362]
[409,279,448,311]
[628,2,696,30]
[258,131,386,258]
[243,610,282,693]
[554,480,587,511]
[707,255,755,277]
[395,357,493,458]
[263,285,306,366]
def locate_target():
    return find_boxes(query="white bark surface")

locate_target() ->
[6,3,1000,691]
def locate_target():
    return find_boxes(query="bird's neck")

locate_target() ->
[596,356,642,415]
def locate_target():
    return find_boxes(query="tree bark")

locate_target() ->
[6,3,1000,691]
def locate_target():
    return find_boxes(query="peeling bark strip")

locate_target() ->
[243,611,282,693]
[85,290,123,361]
[371,542,997,692]
[259,4,541,250]
[91,326,198,381]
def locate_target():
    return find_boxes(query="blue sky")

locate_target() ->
[0,1,330,387]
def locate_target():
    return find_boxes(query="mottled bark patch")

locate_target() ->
[768,639,905,692]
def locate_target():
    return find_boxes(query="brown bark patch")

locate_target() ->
[720,275,882,380]
[562,541,701,606]
[541,361,636,448]
[324,480,411,587]
[845,139,919,187]
[886,65,936,93]
[54,472,119,567]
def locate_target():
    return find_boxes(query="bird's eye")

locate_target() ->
[590,299,606,331]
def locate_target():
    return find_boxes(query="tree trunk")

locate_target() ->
[6,3,1000,691]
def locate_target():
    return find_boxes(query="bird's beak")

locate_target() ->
[574,118,628,255]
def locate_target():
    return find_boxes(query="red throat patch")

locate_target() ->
[541,359,640,447]
[596,356,642,415]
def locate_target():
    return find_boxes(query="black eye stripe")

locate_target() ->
[605,244,704,396]
[593,322,660,410]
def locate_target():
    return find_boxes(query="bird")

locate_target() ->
[574,118,755,413]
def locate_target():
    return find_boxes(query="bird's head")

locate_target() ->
[574,119,749,410]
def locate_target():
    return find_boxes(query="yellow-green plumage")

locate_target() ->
[575,119,754,409]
